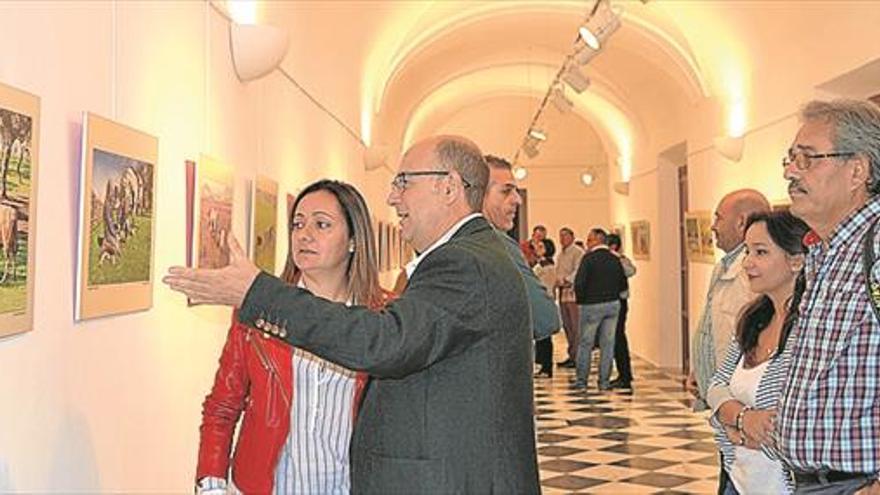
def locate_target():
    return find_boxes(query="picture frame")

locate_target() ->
[250,175,278,274]
[186,156,234,272]
[75,113,158,321]
[685,211,715,264]
[630,220,651,260]
[0,81,40,337]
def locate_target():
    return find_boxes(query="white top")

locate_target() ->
[728,357,786,495]
[273,348,357,494]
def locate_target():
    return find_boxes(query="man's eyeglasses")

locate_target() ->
[782,149,855,171]
[390,170,472,192]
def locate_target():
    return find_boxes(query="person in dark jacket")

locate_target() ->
[573,228,627,391]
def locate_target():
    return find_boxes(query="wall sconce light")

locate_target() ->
[713,135,745,162]
[230,23,290,82]
[561,64,591,93]
[513,166,528,180]
[613,181,630,195]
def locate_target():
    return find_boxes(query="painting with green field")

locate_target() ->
[251,175,278,274]
[76,113,157,321]
[87,148,154,285]
[0,81,39,338]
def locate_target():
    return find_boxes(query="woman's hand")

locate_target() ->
[741,408,776,447]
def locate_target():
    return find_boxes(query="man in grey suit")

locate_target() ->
[164,136,540,494]
[482,155,560,347]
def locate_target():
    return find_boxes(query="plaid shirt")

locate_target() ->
[778,195,880,476]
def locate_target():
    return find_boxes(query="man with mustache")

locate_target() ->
[777,99,880,494]
[482,155,560,377]
[164,136,540,494]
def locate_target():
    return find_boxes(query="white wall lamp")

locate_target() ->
[613,181,630,195]
[713,135,745,162]
[561,64,591,93]
[230,23,290,82]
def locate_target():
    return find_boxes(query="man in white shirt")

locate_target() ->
[555,227,584,368]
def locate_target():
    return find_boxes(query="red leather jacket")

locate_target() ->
[196,311,368,494]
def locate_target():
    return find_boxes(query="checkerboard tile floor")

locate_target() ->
[536,336,719,494]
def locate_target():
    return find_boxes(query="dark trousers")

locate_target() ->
[535,337,553,374]
[613,298,633,382]
[559,302,580,361]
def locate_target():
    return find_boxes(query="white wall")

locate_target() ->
[0,2,393,492]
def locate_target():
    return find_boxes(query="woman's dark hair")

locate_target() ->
[736,210,810,365]
[280,179,382,308]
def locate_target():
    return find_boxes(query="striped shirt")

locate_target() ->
[708,334,795,493]
[777,196,880,476]
[274,348,356,494]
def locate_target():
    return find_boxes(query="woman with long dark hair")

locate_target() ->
[707,210,809,494]
[196,180,385,494]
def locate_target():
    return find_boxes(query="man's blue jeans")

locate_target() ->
[574,300,620,390]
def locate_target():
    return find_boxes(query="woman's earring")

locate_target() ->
[348,242,355,253]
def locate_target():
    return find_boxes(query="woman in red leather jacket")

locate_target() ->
[196,180,387,494]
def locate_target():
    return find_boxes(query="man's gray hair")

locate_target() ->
[436,138,488,211]
[802,99,880,195]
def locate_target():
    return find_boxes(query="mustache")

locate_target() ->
[788,180,807,194]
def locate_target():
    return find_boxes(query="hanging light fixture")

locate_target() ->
[528,128,547,141]
[577,0,622,54]
[550,84,573,113]
[561,64,591,93]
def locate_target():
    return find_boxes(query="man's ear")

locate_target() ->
[850,154,871,191]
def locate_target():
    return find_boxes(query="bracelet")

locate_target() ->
[735,405,752,432]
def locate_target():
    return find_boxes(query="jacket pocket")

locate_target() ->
[363,453,447,494]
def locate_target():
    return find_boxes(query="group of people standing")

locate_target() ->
[163,97,880,495]
[690,99,880,495]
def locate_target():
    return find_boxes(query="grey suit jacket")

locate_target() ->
[497,230,560,340]
[239,216,540,494]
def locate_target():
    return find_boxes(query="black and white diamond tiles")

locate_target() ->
[535,338,720,494]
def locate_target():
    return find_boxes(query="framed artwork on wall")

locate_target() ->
[186,155,234,270]
[630,220,651,260]
[0,81,40,337]
[685,211,715,264]
[250,175,278,274]
[75,113,158,321]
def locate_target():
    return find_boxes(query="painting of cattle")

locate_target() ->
[187,155,234,271]
[76,113,157,321]
[0,81,39,338]
[250,175,277,274]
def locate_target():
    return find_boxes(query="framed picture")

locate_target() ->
[0,81,40,337]
[250,175,278,274]
[75,113,157,321]
[630,220,651,260]
[186,155,234,270]
[685,211,715,264]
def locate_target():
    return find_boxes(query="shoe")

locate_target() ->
[609,378,632,389]
[534,370,553,379]
[557,359,576,368]
[570,382,586,391]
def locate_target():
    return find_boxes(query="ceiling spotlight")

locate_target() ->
[513,166,528,180]
[561,64,590,93]
[529,128,547,141]
[573,43,599,65]
[581,172,595,186]
[577,1,622,52]
[550,85,573,113]
[522,140,540,159]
